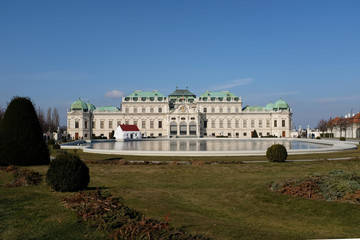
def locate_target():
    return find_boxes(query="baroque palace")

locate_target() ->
[67,88,292,140]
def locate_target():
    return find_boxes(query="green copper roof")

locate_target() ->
[169,88,196,98]
[265,102,274,110]
[200,91,237,98]
[126,90,165,98]
[71,98,88,111]
[87,102,96,111]
[273,98,290,110]
[93,106,120,112]
[244,105,265,111]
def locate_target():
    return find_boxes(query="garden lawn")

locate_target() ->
[2,159,360,239]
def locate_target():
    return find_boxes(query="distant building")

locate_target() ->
[66,88,292,140]
[114,125,141,141]
[327,113,360,138]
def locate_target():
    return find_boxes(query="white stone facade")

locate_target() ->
[67,90,292,140]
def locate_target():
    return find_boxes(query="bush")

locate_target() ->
[266,144,288,162]
[316,136,321,139]
[46,152,90,192]
[48,139,55,145]
[339,137,346,141]
[252,130,258,138]
[0,97,49,166]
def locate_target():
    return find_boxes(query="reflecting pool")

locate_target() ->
[86,139,329,152]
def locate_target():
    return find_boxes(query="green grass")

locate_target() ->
[2,151,360,239]
[52,145,360,163]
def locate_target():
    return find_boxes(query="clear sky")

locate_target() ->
[1,0,359,128]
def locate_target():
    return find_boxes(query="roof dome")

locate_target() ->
[71,98,88,112]
[265,102,274,110]
[87,102,96,111]
[273,98,290,110]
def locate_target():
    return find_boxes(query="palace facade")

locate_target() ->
[67,88,292,140]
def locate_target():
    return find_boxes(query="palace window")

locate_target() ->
[203,107,207,113]
[150,107,154,113]
[227,107,231,113]
[282,120,286,127]
[84,121,88,129]
[109,121,113,129]
[266,119,270,128]
[125,120,129,125]
[211,119,215,128]
[150,121,154,128]
[219,119,223,128]
[142,107,146,113]
[92,121,95,129]
[274,120,278,128]
[227,119,231,128]
[75,121,79,129]
[251,119,255,128]
[219,108,223,113]
[235,107,239,113]
[117,121,121,127]
[235,119,239,128]
[211,107,215,113]
[259,119,262,128]
[125,108,129,113]
[243,119,247,128]
[133,107,137,113]
[134,120,137,126]
[158,107,162,113]
[142,120,146,128]
[100,121,104,129]
[158,120,162,128]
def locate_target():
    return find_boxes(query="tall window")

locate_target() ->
[219,119,223,128]
[227,119,231,128]
[211,119,215,128]
[274,120,277,128]
[84,121,88,129]
[235,119,239,128]
[150,121,154,128]
[251,119,255,128]
[142,120,146,128]
[235,107,239,113]
[203,107,207,113]
[158,120,162,128]
[219,107,223,113]
[109,121,113,129]
[134,120,137,126]
[259,119,262,128]
[75,121,79,128]
[150,107,154,113]
[117,121,121,126]
[211,107,215,113]
[158,107,162,113]
[142,107,146,113]
[282,119,286,127]
[266,119,270,128]
[125,120,129,125]
[133,107,137,113]
[100,121,104,129]
[125,108,129,113]
[243,119,247,128]
[227,107,231,113]
[92,121,95,129]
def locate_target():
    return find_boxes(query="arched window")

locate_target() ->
[180,122,187,135]
[189,121,196,135]
[170,122,177,135]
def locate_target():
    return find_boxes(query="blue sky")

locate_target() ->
[1,0,359,128]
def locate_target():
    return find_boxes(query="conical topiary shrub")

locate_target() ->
[46,152,90,192]
[0,97,50,166]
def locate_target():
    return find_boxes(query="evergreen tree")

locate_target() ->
[252,130,259,138]
[0,97,50,166]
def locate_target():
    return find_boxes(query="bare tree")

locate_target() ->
[337,117,350,138]
[52,107,59,128]
[327,117,335,138]
[46,107,53,131]
[317,119,328,137]
[36,107,46,133]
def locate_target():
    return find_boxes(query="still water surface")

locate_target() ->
[87,139,329,152]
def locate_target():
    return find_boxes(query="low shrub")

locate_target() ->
[340,137,346,141]
[6,169,42,187]
[266,144,287,162]
[48,139,55,145]
[46,152,90,192]
[316,136,321,139]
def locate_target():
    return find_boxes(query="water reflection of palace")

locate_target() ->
[67,88,292,140]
